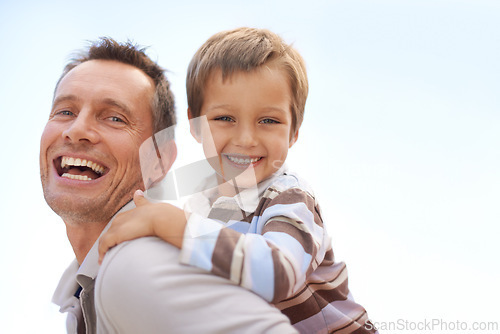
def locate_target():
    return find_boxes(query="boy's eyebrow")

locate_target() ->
[207,104,288,114]
[206,104,234,112]
[261,106,288,114]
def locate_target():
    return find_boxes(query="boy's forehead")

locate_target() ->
[207,63,288,83]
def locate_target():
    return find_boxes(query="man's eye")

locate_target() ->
[56,110,74,117]
[260,118,279,124]
[108,116,125,123]
[214,116,234,122]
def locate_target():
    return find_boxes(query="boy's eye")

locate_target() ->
[260,118,279,124]
[214,116,234,122]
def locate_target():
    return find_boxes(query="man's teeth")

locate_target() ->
[61,173,93,181]
[61,156,105,174]
[227,156,261,165]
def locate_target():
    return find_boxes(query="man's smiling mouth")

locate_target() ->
[56,156,106,181]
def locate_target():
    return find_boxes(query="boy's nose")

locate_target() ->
[233,124,258,148]
[62,110,100,144]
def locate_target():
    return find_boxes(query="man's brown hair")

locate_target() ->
[55,37,176,133]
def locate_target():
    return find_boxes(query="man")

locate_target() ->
[40,38,296,333]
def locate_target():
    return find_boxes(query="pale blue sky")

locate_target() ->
[1,0,499,332]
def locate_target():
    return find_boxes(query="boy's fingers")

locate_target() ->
[133,189,149,207]
[98,234,116,265]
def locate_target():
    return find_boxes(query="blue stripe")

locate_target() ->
[245,234,275,301]
[264,231,311,277]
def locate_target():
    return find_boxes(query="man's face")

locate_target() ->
[40,60,155,225]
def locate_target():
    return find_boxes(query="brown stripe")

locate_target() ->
[277,262,347,307]
[305,261,347,286]
[267,188,325,228]
[279,292,323,324]
[253,195,273,215]
[315,279,350,304]
[278,276,350,322]
[270,245,292,302]
[322,247,335,266]
[263,220,316,256]
[211,227,241,280]
[266,188,313,206]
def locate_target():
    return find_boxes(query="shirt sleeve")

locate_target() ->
[95,236,297,334]
[180,188,327,303]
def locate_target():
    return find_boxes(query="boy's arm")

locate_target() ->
[98,190,187,263]
[99,187,326,303]
[180,187,327,303]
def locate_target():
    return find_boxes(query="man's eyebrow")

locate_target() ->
[52,94,79,107]
[100,98,132,116]
[52,95,132,116]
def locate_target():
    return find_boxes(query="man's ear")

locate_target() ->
[188,108,202,143]
[139,127,178,190]
[157,139,177,175]
[289,128,299,148]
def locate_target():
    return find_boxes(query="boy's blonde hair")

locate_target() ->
[186,27,308,132]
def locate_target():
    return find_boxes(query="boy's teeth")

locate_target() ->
[61,173,93,181]
[60,156,105,174]
[227,156,261,164]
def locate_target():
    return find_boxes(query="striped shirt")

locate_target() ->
[180,168,376,333]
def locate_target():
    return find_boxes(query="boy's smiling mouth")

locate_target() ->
[224,154,263,167]
[55,156,107,181]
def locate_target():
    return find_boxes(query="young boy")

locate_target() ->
[99,27,376,333]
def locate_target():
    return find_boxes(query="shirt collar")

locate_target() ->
[212,164,288,214]
[52,199,136,308]
[76,200,136,288]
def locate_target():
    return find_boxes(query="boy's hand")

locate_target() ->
[98,190,154,264]
[98,189,188,264]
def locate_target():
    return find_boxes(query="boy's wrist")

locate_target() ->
[153,203,186,249]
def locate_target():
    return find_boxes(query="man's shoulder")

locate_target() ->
[94,237,297,333]
[99,236,178,272]
[94,237,202,332]
[96,236,202,290]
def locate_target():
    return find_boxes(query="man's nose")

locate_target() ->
[62,111,100,144]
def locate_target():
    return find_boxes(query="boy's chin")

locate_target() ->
[222,168,260,190]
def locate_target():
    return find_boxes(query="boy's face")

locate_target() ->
[191,66,298,187]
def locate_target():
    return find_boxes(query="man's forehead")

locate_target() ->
[55,60,155,104]
[59,59,153,87]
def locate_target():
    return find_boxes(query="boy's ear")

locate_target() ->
[289,128,299,148]
[188,108,202,143]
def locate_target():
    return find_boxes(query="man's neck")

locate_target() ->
[65,221,107,265]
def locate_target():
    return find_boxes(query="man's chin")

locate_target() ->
[44,193,112,225]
